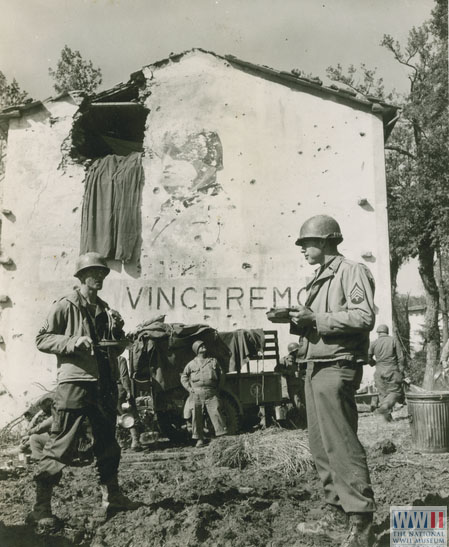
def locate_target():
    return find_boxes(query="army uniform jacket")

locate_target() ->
[369,334,404,387]
[368,335,404,371]
[292,255,375,363]
[36,290,122,384]
[181,356,224,393]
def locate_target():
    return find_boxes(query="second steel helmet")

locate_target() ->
[192,340,206,354]
[295,215,343,246]
[287,342,300,354]
[376,324,389,334]
[74,252,110,279]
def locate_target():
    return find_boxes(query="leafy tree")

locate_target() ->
[326,62,393,101]
[325,0,448,389]
[408,348,426,386]
[430,0,448,40]
[49,45,102,94]
[393,293,411,367]
[0,70,29,109]
[381,9,448,388]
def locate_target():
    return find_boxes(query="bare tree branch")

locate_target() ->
[383,39,419,75]
[384,146,417,159]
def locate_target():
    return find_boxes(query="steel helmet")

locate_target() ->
[295,215,343,246]
[376,324,389,334]
[192,340,206,354]
[74,252,110,279]
[287,342,300,354]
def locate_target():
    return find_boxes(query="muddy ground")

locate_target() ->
[1,407,448,547]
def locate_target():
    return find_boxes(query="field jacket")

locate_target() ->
[36,290,122,384]
[291,255,375,363]
[368,334,404,373]
[181,356,225,393]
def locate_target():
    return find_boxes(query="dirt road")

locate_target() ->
[1,408,448,547]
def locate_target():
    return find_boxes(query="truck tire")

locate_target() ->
[222,396,240,435]
[156,410,190,443]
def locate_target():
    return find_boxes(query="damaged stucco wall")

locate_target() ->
[127,51,391,346]
[0,50,391,425]
[0,98,87,424]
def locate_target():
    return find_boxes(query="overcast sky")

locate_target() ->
[0,0,435,101]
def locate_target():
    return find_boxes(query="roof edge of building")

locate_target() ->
[0,47,400,138]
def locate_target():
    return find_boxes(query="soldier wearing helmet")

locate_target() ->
[275,342,306,416]
[29,252,139,528]
[181,340,227,447]
[291,215,376,546]
[369,324,407,422]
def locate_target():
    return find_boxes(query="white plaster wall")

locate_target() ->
[0,100,86,423]
[0,51,391,423]
[131,52,391,380]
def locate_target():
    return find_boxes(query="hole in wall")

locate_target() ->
[70,81,149,161]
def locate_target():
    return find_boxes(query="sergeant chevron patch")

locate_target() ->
[350,283,365,304]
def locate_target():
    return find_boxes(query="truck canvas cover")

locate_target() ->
[129,321,264,391]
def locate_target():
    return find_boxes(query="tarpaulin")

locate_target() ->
[129,323,230,392]
[218,329,265,372]
[129,324,265,392]
[80,152,143,262]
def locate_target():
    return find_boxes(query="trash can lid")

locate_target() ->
[406,390,449,402]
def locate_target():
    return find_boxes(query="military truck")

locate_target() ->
[128,326,292,441]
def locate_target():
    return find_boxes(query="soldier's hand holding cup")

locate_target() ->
[75,336,94,351]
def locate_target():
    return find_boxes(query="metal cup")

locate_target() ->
[117,413,135,429]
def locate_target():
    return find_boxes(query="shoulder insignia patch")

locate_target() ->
[38,320,49,335]
[350,283,365,304]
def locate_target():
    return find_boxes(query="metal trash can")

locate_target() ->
[406,391,449,453]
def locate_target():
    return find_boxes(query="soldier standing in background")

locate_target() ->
[289,215,376,547]
[275,342,306,416]
[28,252,140,528]
[181,340,228,447]
[369,324,407,422]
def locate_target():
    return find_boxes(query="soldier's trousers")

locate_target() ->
[375,367,404,414]
[286,372,306,413]
[305,361,375,513]
[285,378,300,409]
[191,389,227,440]
[29,432,51,460]
[35,381,120,485]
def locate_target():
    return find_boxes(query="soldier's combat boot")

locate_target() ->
[376,406,393,423]
[26,480,61,529]
[100,475,142,518]
[341,512,374,547]
[297,504,348,537]
[130,428,142,451]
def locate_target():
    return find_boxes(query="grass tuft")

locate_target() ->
[207,428,314,477]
